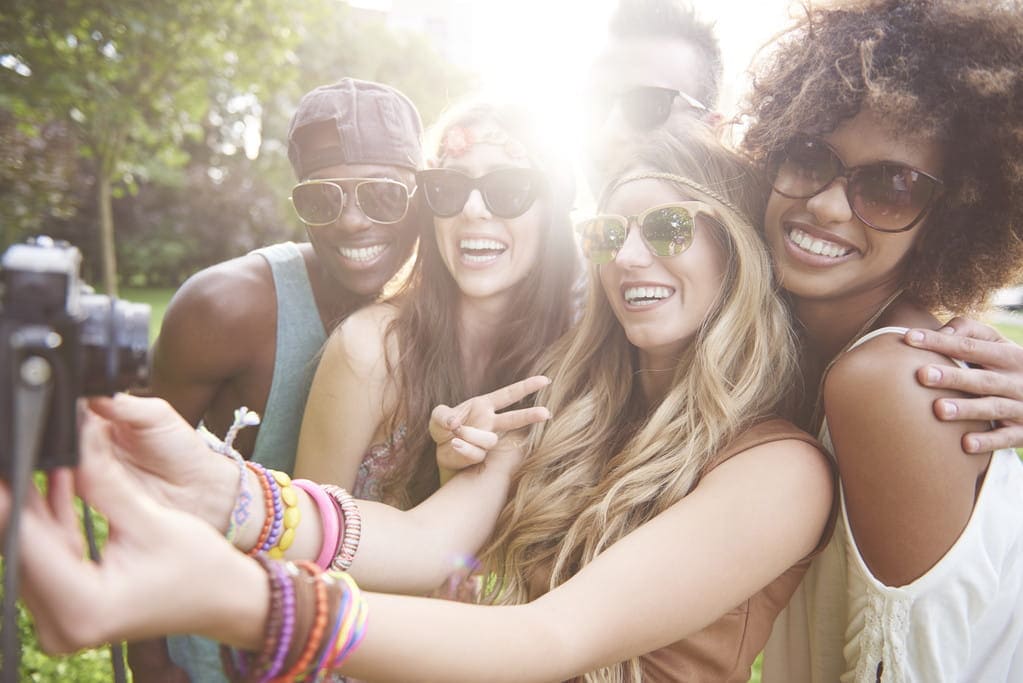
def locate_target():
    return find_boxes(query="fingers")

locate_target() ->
[959,425,1023,454]
[429,403,461,444]
[905,327,1019,369]
[491,406,552,433]
[87,393,183,429]
[436,441,486,471]
[482,375,551,411]
[937,316,1007,343]
[917,364,1023,401]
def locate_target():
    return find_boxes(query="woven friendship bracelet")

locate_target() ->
[204,407,260,541]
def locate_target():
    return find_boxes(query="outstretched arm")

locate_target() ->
[87,384,548,594]
[905,317,1023,453]
[12,424,831,682]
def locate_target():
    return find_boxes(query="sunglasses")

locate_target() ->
[576,201,717,264]
[416,167,545,219]
[290,177,412,226]
[770,135,943,233]
[591,86,708,131]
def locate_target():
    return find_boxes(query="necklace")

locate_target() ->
[809,287,906,434]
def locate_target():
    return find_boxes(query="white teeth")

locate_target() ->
[624,286,674,305]
[788,227,853,258]
[459,238,507,252]
[339,244,386,261]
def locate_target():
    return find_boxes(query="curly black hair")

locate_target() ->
[742,0,1023,312]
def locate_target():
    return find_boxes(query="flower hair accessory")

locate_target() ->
[438,124,528,161]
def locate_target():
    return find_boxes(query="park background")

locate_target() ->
[2,1,1021,681]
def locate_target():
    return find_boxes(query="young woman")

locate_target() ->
[293,99,579,508]
[9,125,835,682]
[737,1,1023,680]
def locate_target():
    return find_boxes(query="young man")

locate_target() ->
[584,0,722,186]
[132,77,423,683]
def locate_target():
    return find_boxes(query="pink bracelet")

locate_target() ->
[291,479,340,570]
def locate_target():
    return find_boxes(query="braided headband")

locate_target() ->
[601,172,749,224]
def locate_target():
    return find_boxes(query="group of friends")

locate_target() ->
[7,0,1023,681]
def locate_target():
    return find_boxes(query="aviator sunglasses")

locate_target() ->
[416,167,545,219]
[770,135,943,233]
[577,201,718,264]
[290,177,412,226]
[591,85,708,131]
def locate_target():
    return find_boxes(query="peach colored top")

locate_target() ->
[636,418,838,682]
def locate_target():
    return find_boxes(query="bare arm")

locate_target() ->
[293,305,396,489]
[18,425,832,683]
[826,334,991,585]
[148,255,273,429]
[905,317,1023,453]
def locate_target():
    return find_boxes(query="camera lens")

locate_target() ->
[78,294,151,395]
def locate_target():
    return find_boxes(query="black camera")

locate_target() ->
[0,236,150,475]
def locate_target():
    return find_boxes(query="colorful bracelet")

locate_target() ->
[269,470,300,560]
[321,485,361,571]
[245,462,275,556]
[202,407,260,541]
[292,479,340,571]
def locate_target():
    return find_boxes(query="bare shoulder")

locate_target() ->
[161,253,275,334]
[321,302,399,381]
[707,436,832,489]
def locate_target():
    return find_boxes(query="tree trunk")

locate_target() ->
[97,173,118,297]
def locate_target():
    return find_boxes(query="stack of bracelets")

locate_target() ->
[210,409,369,681]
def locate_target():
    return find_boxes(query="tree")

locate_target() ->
[0,0,301,294]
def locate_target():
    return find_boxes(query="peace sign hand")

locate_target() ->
[431,375,551,477]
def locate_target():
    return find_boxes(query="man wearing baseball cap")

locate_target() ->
[131,78,423,682]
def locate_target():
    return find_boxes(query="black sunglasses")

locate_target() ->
[416,168,545,219]
[590,86,708,131]
[770,135,944,233]
[290,177,412,226]
[576,201,718,264]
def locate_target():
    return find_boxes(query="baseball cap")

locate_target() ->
[287,78,423,179]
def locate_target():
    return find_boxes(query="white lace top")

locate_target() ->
[762,327,1023,683]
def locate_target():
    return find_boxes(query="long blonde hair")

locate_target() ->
[480,124,797,681]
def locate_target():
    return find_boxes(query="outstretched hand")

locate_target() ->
[431,375,552,476]
[2,409,264,655]
[906,316,1023,452]
[85,394,238,531]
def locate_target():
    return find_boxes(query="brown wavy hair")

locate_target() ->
[480,123,796,681]
[742,0,1023,313]
[379,100,580,507]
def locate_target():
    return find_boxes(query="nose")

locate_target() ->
[461,188,492,220]
[805,179,854,226]
[612,222,652,269]
[335,191,374,234]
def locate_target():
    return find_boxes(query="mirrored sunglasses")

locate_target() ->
[770,135,943,233]
[290,177,412,226]
[577,201,717,264]
[416,167,545,219]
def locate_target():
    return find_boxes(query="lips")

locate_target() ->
[338,243,388,262]
[621,283,676,309]
[459,237,508,265]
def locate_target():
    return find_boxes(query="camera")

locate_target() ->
[0,236,151,475]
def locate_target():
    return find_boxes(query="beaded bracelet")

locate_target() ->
[270,470,300,560]
[245,462,276,556]
[292,479,340,571]
[321,485,362,571]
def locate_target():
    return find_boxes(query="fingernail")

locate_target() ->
[940,326,955,335]
[925,366,942,384]
[938,399,958,418]
[964,436,980,453]
[452,438,465,450]
[907,331,925,345]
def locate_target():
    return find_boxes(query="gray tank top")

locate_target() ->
[167,241,327,682]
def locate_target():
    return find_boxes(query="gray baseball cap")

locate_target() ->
[287,78,423,179]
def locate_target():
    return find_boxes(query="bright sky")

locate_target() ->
[468,0,796,114]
